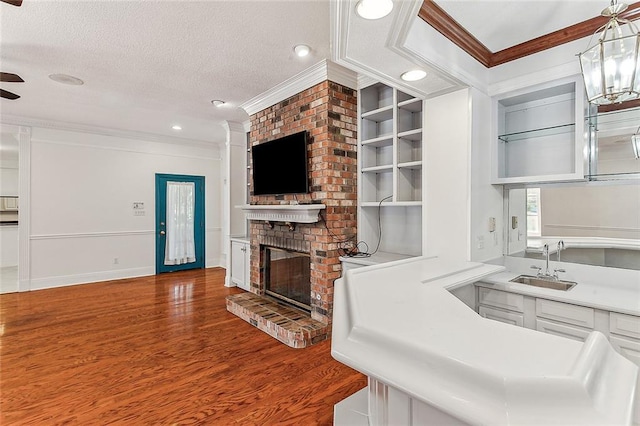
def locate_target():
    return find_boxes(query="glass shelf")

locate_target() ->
[498,123,575,143]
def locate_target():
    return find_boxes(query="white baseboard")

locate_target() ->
[28,267,155,291]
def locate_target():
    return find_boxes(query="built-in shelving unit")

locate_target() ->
[491,75,586,184]
[357,82,424,259]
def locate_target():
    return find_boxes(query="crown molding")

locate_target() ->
[222,121,246,134]
[331,0,463,99]
[0,114,222,149]
[418,0,640,68]
[239,60,357,116]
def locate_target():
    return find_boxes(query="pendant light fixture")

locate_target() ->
[578,1,640,105]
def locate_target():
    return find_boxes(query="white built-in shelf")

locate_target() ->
[339,250,417,267]
[398,129,422,140]
[398,98,422,112]
[360,201,422,207]
[237,204,326,224]
[358,82,424,257]
[492,76,585,184]
[361,105,393,122]
[361,135,393,147]
[361,164,393,173]
[398,161,422,170]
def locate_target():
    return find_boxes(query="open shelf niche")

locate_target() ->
[356,82,424,260]
[492,75,586,184]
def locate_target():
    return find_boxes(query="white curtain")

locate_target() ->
[164,181,196,265]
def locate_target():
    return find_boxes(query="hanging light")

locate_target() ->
[578,1,640,105]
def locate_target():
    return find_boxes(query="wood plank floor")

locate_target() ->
[0,268,367,425]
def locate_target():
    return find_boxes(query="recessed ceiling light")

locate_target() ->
[211,99,226,107]
[172,125,182,131]
[293,44,310,57]
[401,69,427,82]
[48,74,84,85]
[356,0,393,20]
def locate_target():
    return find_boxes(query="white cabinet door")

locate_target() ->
[536,298,594,328]
[479,305,524,327]
[231,240,249,291]
[478,287,525,313]
[536,318,592,342]
[610,335,640,366]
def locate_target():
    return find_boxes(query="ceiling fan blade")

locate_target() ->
[1,0,23,6]
[0,72,24,83]
[0,89,20,100]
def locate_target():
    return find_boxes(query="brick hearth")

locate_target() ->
[226,80,357,348]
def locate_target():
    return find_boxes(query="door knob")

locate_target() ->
[160,230,166,235]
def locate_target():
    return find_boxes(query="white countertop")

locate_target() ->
[487,255,640,316]
[331,256,639,425]
[479,270,640,316]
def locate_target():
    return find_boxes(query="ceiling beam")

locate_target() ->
[597,98,640,113]
[419,0,640,68]
[418,0,492,67]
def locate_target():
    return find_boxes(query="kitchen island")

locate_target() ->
[331,256,638,425]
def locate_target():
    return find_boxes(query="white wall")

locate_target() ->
[0,225,18,267]
[0,168,18,196]
[540,183,640,240]
[469,88,504,262]
[27,127,223,290]
[424,88,471,262]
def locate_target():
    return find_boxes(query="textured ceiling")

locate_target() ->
[0,0,330,143]
[0,0,627,144]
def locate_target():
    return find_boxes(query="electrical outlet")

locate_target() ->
[476,236,485,250]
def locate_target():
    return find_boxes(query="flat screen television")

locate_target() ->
[252,131,309,196]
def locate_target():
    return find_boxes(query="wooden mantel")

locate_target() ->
[237,204,326,224]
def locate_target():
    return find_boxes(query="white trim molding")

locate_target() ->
[239,60,357,116]
[238,204,326,224]
[1,115,222,149]
[18,125,31,292]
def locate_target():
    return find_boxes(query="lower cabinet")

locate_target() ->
[609,335,640,365]
[476,284,640,365]
[479,305,524,327]
[230,239,250,291]
[535,318,592,342]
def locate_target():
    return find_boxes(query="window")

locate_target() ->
[526,188,541,237]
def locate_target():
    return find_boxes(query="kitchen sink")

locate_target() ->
[509,275,577,291]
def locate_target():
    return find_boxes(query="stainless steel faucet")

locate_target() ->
[557,240,565,262]
[543,243,550,276]
[530,243,565,280]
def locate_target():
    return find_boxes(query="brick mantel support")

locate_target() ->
[245,80,358,328]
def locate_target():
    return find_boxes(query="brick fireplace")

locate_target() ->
[226,80,357,348]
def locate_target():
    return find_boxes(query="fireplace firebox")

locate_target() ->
[263,246,311,311]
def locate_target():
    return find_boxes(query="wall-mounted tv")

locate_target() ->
[252,131,309,196]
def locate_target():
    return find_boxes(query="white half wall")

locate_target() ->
[27,127,223,290]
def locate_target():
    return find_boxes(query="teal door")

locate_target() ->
[155,174,205,274]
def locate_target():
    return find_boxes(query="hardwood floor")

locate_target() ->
[0,268,367,425]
